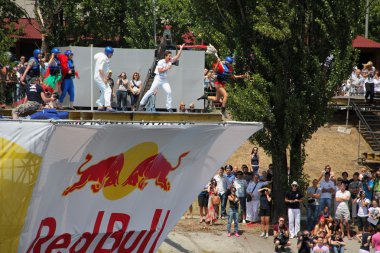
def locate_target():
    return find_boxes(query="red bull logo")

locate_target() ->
[62,142,189,200]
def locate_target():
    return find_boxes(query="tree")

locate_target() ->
[189,0,363,220]
[0,0,26,64]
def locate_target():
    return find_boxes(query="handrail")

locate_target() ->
[351,101,380,150]
[136,59,157,106]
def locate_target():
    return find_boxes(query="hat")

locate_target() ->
[30,77,39,83]
[320,216,325,221]
[364,61,373,66]
[291,181,298,186]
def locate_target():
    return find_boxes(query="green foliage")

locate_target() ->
[0,0,25,65]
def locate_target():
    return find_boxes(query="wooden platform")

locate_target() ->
[0,109,223,122]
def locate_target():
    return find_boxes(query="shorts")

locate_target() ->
[274,236,289,245]
[260,208,270,217]
[198,191,209,207]
[214,80,226,88]
[358,216,369,231]
[12,101,41,116]
[335,206,350,221]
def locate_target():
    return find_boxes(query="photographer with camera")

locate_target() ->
[361,172,373,200]
[226,187,239,237]
[355,190,370,234]
[307,179,321,231]
[285,181,304,239]
[273,216,291,252]
[297,230,313,253]
[258,186,271,238]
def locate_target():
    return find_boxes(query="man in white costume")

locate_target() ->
[94,46,114,111]
[139,44,185,112]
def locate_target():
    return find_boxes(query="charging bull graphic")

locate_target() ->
[62,142,189,200]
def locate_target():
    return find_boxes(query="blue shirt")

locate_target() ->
[363,180,373,200]
[226,173,235,187]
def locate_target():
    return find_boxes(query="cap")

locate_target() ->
[225,56,234,64]
[30,77,39,83]
[225,164,233,170]
[320,216,325,221]
[291,181,298,186]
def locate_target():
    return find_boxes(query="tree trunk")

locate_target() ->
[289,132,303,181]
[271,147,288,223]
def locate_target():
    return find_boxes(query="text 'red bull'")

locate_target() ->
[26,209,170,253]
[62,151,189,197]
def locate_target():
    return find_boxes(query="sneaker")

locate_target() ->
[275,246,279,252]
[234,233,239,237]
[260,232,265,237]
[221,110,228,118]
[197,94,208,100]
[167,109,173,112]
[265,232,269,238]
[227,233,231,237]
[242,220,246,224]
[289,234,294,239]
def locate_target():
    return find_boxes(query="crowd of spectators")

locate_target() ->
[340,61,379,105]
[191,146,380,252]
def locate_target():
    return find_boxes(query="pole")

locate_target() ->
[358,120,361,163]
[153,0,156,47]
[365,0,369,38]
[345,75,352,129]
[90,44,93,112]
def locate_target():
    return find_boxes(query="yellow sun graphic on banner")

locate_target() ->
[62,142,190,200]
[0,137,42,252]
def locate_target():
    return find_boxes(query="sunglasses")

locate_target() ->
[279,220,285,222]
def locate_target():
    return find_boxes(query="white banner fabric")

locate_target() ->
[0,122,54,253]
[19,122,262,253]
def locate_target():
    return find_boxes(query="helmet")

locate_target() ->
[105,46,114,56]
[64,50,73,56]
[51,48,61,54]
[225,56,234,64]
[33,49,42,58]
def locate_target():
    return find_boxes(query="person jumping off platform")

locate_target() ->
[197,56,247,117]
[139,44,185,112]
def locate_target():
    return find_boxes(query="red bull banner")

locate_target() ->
[1,122,262,253]
[0,122,54,253]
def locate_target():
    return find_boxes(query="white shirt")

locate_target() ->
[364,66,376,83]
[320,179,335,199]
[234,179,247,198]
[154,59,172,79]
[213,175,228,195]
[94,52,110,79]
[246,180,269,200]
[357,198,370,217]
[335,190,350,209]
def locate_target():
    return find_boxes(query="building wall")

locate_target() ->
[15,0,35,18]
